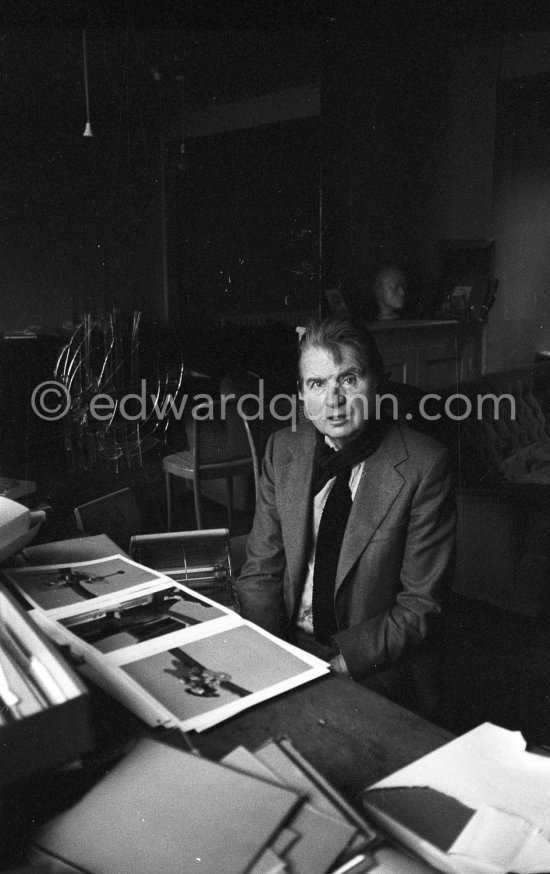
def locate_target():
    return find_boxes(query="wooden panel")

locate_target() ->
[371,320,480,389]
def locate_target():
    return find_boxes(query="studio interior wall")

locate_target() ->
[439,34,550,374]
[0,93,165,335]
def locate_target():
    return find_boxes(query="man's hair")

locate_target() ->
[298,315,385,384]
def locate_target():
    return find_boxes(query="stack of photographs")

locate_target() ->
[3,554,329,732]
[0,586,92,785]
[34,734,378,874]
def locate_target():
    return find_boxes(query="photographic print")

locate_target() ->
[62,586,226,653]
[3,555,172,615]
[31,588,328,732]
[120,623,328,730]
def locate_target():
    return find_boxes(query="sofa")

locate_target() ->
[434,360,550,618]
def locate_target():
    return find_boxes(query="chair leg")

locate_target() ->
[193,476,203,530]
[225,476,234,532]
[135,423,143,468]
[165,471,172,531]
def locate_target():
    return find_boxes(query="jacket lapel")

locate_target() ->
[279,425,316,594]
[336,425,408,588]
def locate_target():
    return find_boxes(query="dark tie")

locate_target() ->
[312,468,353,644]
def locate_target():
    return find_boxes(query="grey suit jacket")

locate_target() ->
[237,421,456,683]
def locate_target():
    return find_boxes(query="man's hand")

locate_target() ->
[329,652,350,676]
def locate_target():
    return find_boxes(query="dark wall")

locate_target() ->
[0,128,164,334]
[0,27,453,339]
[321,29,450,320]
[164,115,321,336]
[0,336,64,478]
[0,30,165,336]
[490,72,550,369]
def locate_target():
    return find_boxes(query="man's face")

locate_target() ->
[299,344,378,448]
[381,270,407,311]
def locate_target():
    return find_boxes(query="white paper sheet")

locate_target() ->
[366,723,550,874]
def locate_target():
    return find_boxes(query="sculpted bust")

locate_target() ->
[373,266,407,321]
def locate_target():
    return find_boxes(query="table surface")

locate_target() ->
[15,532,454,800]
[2,672,452,870]
[196,672,453,799]
[2,534,454,868]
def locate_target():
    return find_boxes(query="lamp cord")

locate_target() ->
[82,29,91,123]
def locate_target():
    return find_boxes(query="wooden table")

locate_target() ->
[3,534,453,868]
[19,533,453,795]
[2,674,451,870]
[15,533,454,803]
[197,673,453,799]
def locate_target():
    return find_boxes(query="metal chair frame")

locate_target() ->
[163,400,259,531]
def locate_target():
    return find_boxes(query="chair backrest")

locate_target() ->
[74,487,141,553]
[185,399,259,498]
[219,373,291,488]
[185,400,249,462]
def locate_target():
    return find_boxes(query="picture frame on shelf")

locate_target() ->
[435,239,497,323]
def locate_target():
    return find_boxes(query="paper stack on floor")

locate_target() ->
[33,734,377,874]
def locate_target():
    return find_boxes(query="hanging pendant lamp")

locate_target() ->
[82,29,93,137]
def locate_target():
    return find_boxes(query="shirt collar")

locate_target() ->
[324,435,340,452]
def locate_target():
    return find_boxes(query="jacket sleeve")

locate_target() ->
[333,446,456,681]
[235,433,289,637]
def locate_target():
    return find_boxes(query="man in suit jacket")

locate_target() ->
[236,316,456,709]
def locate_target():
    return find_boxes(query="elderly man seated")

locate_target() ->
[236,315,456,712]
